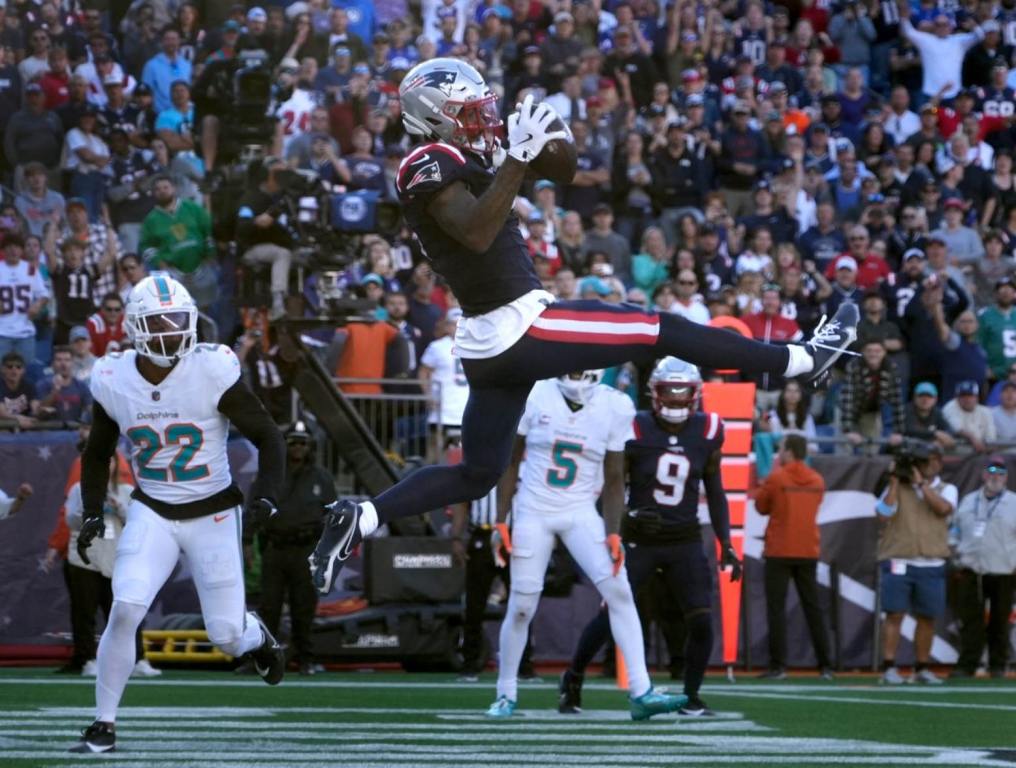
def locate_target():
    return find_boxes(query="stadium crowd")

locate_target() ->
[0,0,1015,680]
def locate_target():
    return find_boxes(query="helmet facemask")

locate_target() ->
[447,93,503,154]
[557,370,603,404]
[651,381,701,424]
[126,307,198,367]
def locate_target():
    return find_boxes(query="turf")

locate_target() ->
[1,668,1015,767]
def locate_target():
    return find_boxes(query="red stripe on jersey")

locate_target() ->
[539,309,658,325]
[526,326,659,345]
[705,412,720,440]
[633,418,642,440]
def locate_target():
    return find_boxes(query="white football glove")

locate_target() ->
[507,93,569,164]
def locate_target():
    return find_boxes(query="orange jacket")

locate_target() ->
[47,453,134,557]
[754,460,825,559]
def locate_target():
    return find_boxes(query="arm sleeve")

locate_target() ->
[875,487,897,517]
[396,146,470,206]
[81,402,120,517]
[703,451,731,542]
[217,380,286,504]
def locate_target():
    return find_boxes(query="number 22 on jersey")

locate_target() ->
[127,423,209,482]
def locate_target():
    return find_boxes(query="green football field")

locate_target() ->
[1,668,1015,767]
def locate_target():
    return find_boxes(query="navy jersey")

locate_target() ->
[396,141,541,316]
[735,29,767,66]
[626,410,725,527]
[980,86,1016,120]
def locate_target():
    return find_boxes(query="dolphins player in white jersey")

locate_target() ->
[70,274,288,754]
[485,371,687,720]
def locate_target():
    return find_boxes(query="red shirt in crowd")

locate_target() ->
[824,253,892,290]
[742,311,802,343]
[86,311,126,357]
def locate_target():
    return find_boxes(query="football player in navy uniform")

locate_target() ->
[560,358,742,716]
[309,58,857,594]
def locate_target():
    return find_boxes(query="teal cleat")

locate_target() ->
[485,696,517,719]
[629,687,687,721]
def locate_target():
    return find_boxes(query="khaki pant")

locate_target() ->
[242,243,292,296]
[857,411,883,455]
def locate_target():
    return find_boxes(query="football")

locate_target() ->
[529,116,577,185]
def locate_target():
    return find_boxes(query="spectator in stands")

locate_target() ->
[4,82,64,191]
[828,2,876,85]
[630,226,671,296]
[991,382,1016,443]
[755,434,833,680]
[904,273,969,391]
[18,27,51,84]
[857,290,904,354]
[57,197,119,302]
[116,253,146,304]
[86,292,126,357]
[68,326,96,382]
[978,277,1016,382]
[49,237,114,345]
[0,351,38,426]
[234,159,295,319]
[950,456,1016,679]
[943,381,996,453]
[904,382,956,450]
[15,161,65,238]
[718,101,765,218]
[823,255,864,316]
[932,309,987,403]
[876,440,956,684]
[650,118,706,246]
[671,270,710,325]
[929,198,983,266]
[760,380,818,446]
[105,128,158,254]
[798,201,846,271]
[37,345,90,422]
[140,174,216,313]
[581,203,630,285]
[744,283,802,407]
[841,339,906,448]
[142,28,192,114]
[62,105,111,222]
[825,225,890,290]
[0,234,49,365]
[0,482,32,521]
[898,0,986,104]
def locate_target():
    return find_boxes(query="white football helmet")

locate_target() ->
[124,273,198,367]
[557,370,604,404]
[649,357,702,424]
[399,58,502,154]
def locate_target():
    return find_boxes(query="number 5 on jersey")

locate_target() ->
[127,423,209,482]
[547,440,583,488]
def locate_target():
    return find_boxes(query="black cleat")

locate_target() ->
[678,695,715,716]
[309,500,363,594]
[69,721,115,753]
[249,613,285,686]
[804,302,859,383]
[558,669,584,714]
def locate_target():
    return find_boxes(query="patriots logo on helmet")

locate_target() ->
[406,160,442,190]
[405,69,458,95]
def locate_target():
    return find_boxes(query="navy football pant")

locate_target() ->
[570,540,715,698]
[372,300,789,520]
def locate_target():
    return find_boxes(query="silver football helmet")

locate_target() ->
[557,370,604,404]
[648,357,702,424]
[124,273,198,368]
[399,58,502,154]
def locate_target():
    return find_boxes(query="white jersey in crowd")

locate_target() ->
[276,87,319,155]
[90,344,241,506]
[420,335,469,427]
[515,379,635,514]
[0,260,49,339]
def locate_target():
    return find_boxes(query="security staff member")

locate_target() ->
[252,421,335,675]
[450,486,534,681]
[950,456,1016,679]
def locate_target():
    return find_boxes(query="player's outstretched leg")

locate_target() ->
[593,576,687,720]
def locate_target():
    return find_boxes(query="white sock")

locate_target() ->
[495,590,540,702]
[358,501,378,537]
[597,576,651,698]
[96,601,147,723]
[237,612,266,655]
[784,345,815,377]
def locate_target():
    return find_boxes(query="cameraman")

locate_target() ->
[876,442,957,685]
[236,156,294,319]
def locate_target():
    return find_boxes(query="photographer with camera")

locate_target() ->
[236,156,294,320]
[875,441,957,684]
